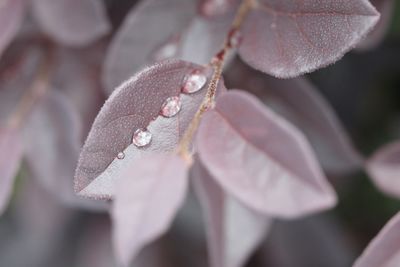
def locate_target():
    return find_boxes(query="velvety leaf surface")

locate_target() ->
[197,90,337,218]
[23,91,107,210]
[31,0,110,46]
[0,0,25,59]
[102,0,196,92]
[353,212,400,267]
[239,0,380,77]
[112,153,188,266]
[0,127,22,215]
[226,60,363,173]
[358,0,394,50]
[75,60,221,199]
[192,161,271,267]
[366,141,400,198]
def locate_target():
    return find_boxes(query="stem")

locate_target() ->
[6,45,54,130]
[177,0,254,163]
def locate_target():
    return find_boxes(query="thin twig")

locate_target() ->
[177,0,254,163]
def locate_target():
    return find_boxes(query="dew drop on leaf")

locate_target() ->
[228,29,242,48]
[160,96,182,118]
[117,152,125,160]
[182,70,207,94]
[151,37,180,62]
[132,129,152,147]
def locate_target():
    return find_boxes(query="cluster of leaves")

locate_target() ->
[0,0,399,266]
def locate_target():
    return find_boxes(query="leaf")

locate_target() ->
[192,160,271,267]
[75,60,223,199]
[239,0,380,77]
[0,127,22,215]
[357,0,394,50]
[353,211,400,267]
[31,0,110,46]
[111,153,188,267]
[197,90,337,218]
[23,91,107,210]
[0,0,25,59]
[102,0,196,92]
[366,141,400,198]
[225,60,363,173]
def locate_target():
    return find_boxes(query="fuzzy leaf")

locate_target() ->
[31,0,110,46]
[358,0,393,50]
[112,153,188,266]
[102,0,196,92]
[197,90,337,218]
[367,141,400,198]
[353,212,400,267]
[239,0,380,77]
[0,127,22,215]
[226,61,362,173]
[75,60,222,199]
[192,160,271,267]
[0,0,25,59]
[23,91,107,210]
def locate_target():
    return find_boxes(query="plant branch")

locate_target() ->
[177,0,254,163]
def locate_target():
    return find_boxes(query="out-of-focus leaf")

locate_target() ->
[102,0,196,92]
[197,90,337,218]
[367,141,400,198]
[0,0,25,59]
[226,60,363,173]
[23,91,107,210]
[31,0,110,46]
[112,153,188,267]
[239,0,380,77]
[192,160,271,267]
[0,127,22,215]
[353,212,400,267]
[75,60,222,199]
[357,0,394,50]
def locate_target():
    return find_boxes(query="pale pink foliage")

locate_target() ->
[111,153,188,266]
[239,0,380,77]
[353,212,400,267]
[197,90,337,218]
[367,140,400,198]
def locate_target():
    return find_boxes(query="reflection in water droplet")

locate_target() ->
[182,70,207,94]
[160,96,182,118]
[132,129,152,147]
[117,152,125,159]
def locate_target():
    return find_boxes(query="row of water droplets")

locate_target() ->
[116,69,208,160]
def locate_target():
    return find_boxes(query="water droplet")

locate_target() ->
[117,152,125,159]
[132,129,152,147]
[270,23,277,29]
[182,70,207,94]
[160,96,182,117]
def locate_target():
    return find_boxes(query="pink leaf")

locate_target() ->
[353,212,400,267]
[0,127,22,215]
[111,153,188,266]
[358,0,394,50]
[197,90,337,218]
[0,0,25,58]
[31,0,110,46]
[239,0,380,77]
[226,61,363,173]
[192,160,271,267]
[23,91,107,210]
[102,0,196,92]
[75,60,223,199]
[366,141,400,198]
